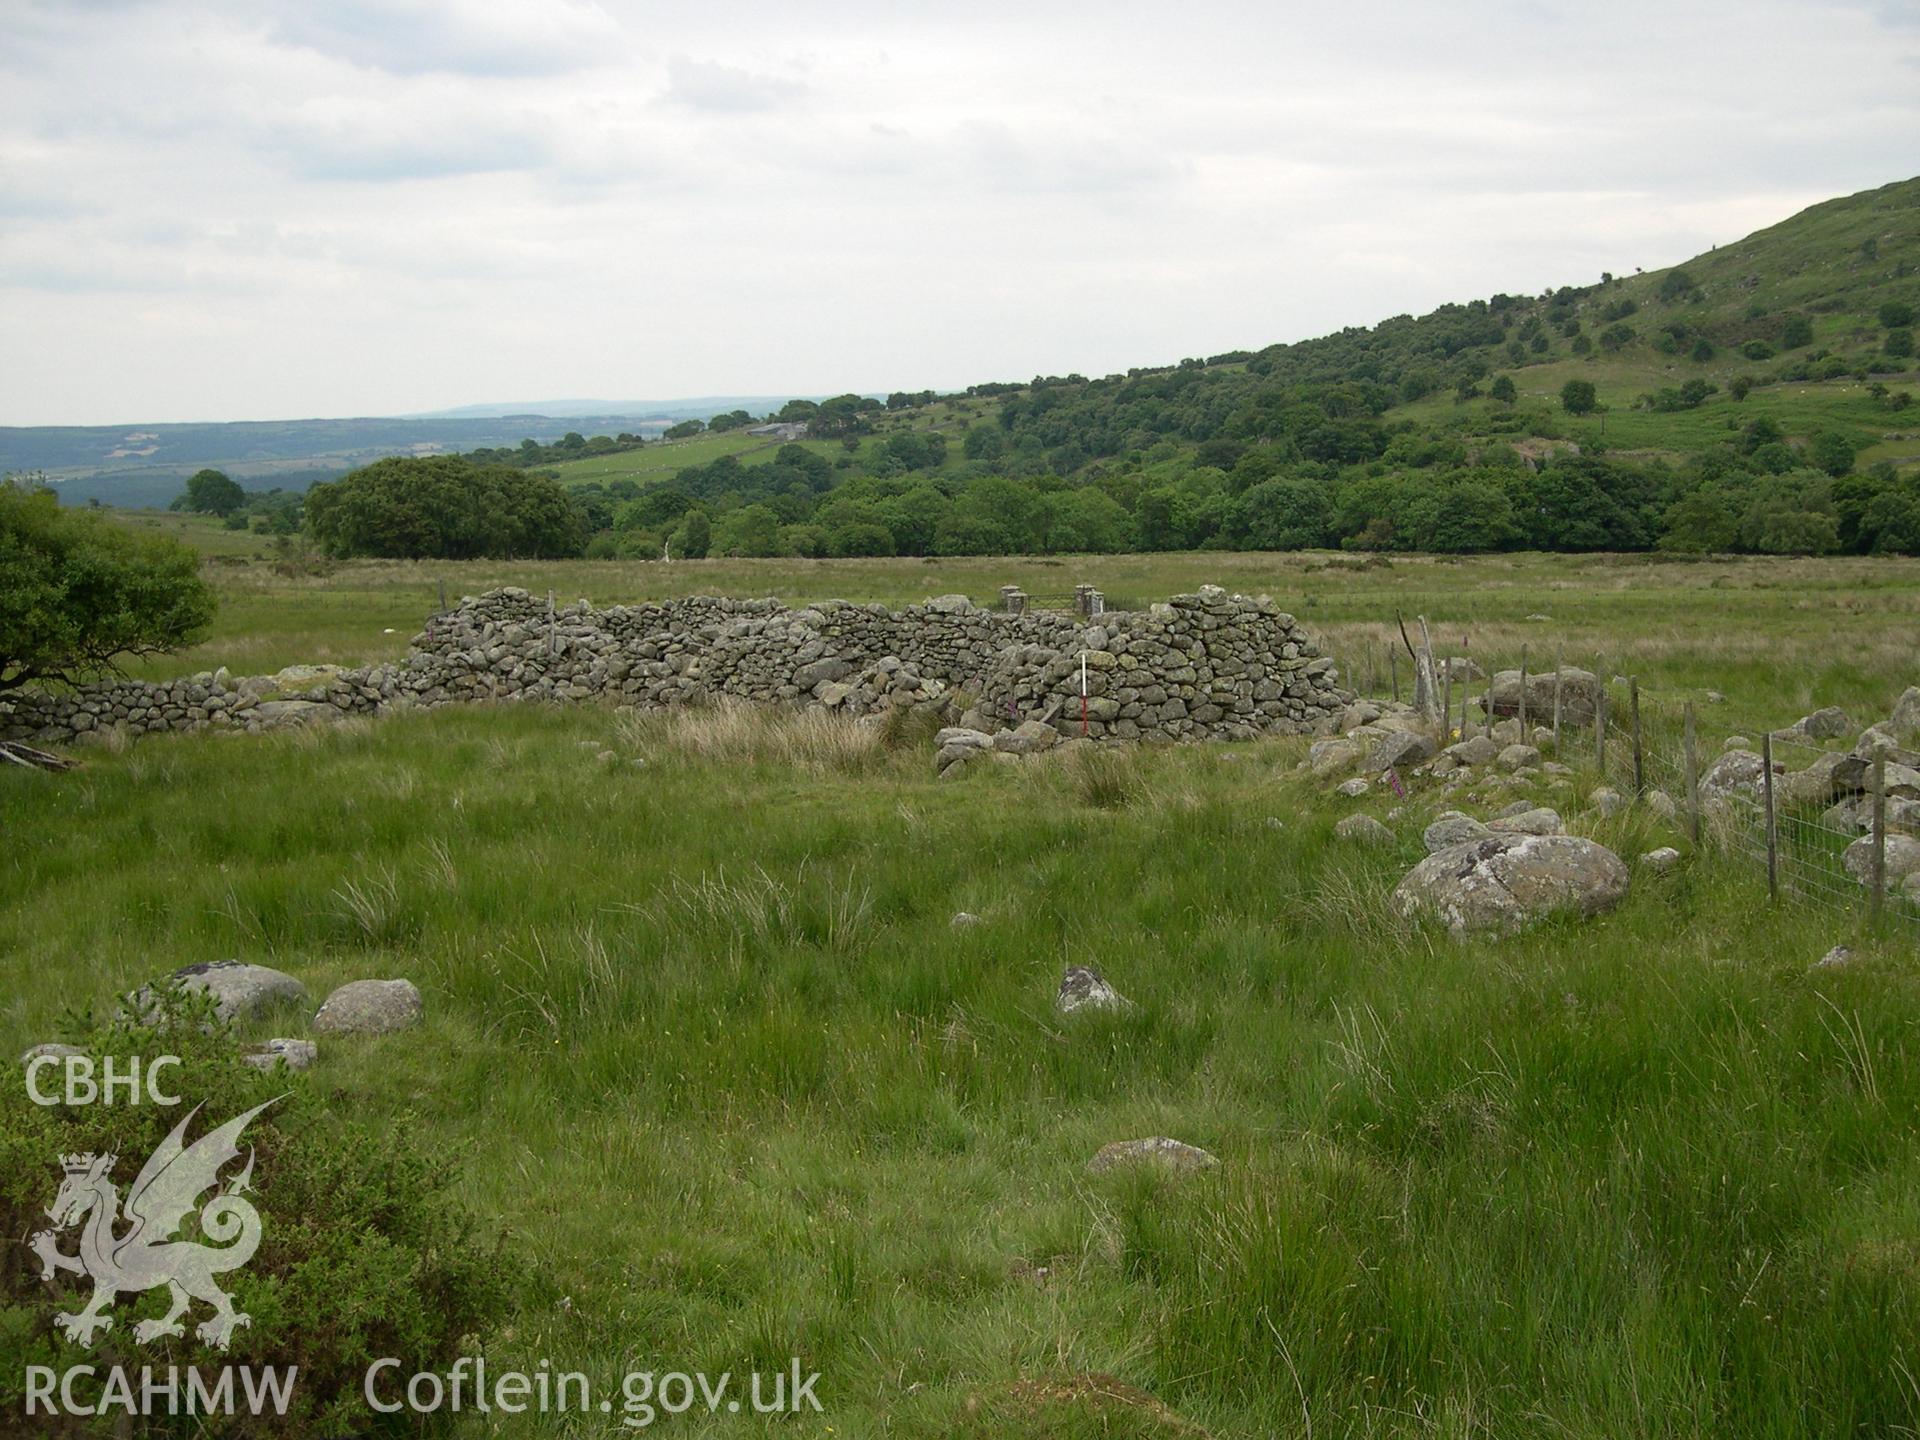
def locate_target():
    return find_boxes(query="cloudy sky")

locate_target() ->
[3,0,1916,425]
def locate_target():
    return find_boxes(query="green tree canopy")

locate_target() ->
[303,456,583,560]
[1560,379,1599,415]
[1,480,215,691]
[175,468,248,517]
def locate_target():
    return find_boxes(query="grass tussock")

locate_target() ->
[614,696,894,775]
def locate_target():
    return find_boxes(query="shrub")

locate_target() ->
[0,995,514,1435]
[1,480,214,692]
[1741,340,1777,361]
[1886,328,1914,360]
[1560,379,1599,415]
[304,456,582,560]
[1880,300,1915,329]
[1781,315,1814,348]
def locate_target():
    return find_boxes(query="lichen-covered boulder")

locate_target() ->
[1843,834,1920,888]
[313,978,423,1036]
[1423,812,1493,852]
[1393,835,1630,935]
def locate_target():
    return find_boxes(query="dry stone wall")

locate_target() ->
[1,585,1350,747]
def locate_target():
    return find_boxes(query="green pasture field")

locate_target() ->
[1401,362,1919,464]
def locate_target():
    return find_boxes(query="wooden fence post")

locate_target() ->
[1630,676,1644,795]
[437,579,447,615]
[1518,645,1529,739]
[1873,752,1889,925]
[1441,663,1453,743]
[1552,644,1564,753]
[1762,732,1779,902]
[1390,647,1399,704]
[1595,685,1608,779]
[1683,702,1700,845]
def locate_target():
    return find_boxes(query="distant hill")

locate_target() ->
[407,397,823,421]
[2,414,672,508]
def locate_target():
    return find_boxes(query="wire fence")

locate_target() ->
[1344,635,1920,938]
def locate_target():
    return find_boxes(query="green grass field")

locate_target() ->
[5,694,1918,1436]
[6,543,1920,1436]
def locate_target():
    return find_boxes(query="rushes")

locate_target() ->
[640,861,874,954]
[614,698,890,775]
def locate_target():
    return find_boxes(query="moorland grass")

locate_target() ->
[4,701,1917,1436]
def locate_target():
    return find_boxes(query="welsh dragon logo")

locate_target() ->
[30,1099,277,1350]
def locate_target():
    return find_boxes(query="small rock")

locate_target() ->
[1334,814,1394,845]
[1793,706,1853,741]
[125,961,308,1025]
[1643,789,1678,820]
[1497,744,1542,772]
[1814,945,1853,970]
[1335,777,1371,798]
[1087,1137,1219,1175]
[1724,736,1752,752]
[1364,731,1437,774]
[1423,812,1494,852]
[1704,690,1726,704]
[1640,847,1681,873]
[1264,816,1285,830]
[313,978,423,1036]
[20,1042,83,1066]
[242,1038,317,1073]
[1057,965,1130,1014]
[1488,806,1563,836]
[1445,735,1498,767]
[950,911,982,928]
[1589,787,1627,817]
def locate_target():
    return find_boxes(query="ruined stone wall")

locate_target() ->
[0,586,1349,747]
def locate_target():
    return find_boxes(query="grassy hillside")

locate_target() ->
[482,178,1920,569]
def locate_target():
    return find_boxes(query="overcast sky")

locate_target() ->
[3,0,1916,426]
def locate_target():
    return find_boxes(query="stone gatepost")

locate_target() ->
[1001,586,1028,615]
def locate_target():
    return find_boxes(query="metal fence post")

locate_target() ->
[1762,732,1779,902]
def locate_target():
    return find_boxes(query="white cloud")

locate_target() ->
[0,0,1915,422]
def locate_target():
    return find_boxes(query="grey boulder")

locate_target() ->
[313,978,423,1036]
[1393,834,1631,935]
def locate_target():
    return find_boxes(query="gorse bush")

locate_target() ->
[0,994,514,1437]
